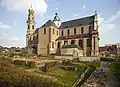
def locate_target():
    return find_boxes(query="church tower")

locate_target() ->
[26,5,35,54]
[91,10,99,56]
[53,13,61,28]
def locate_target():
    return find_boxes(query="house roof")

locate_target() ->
[56,33,90,41]
[61,44,82,50]
[40,19,57,28]
[59,15,95,29]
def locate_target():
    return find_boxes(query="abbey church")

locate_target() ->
[26,6,99,57]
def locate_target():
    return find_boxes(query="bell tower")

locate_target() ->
[26,4,35,54]
[91,10,99,56]
[53,13,61,28]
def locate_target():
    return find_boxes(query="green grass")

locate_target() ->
[36,64,87,87]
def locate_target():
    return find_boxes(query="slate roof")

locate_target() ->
[61,44,82,50]
[56,33,90,41]
[59,15,95,29]
[40,19,57,28]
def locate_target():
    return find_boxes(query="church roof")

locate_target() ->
[56,33,90,41]
[40,19,57,28]
[59,15,95,29]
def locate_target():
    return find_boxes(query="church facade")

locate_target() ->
[26,6,99,57]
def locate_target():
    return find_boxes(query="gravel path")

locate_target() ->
[101,62,120,87]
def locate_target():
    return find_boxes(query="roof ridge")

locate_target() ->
[61,15,95,23]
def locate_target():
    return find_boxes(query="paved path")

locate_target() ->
[101,62,120,87]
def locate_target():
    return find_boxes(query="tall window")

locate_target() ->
[74,28,76,34]
[67,29,70,35]
[87,39,91,47]
[52,42,54,48]
[79,40,83,48]
[32,25,34,29]
[57,30,58,36]
[53,28,55,34]
[44,28,46,34]
[89,26,92,33]
[28,25,30,29]
[62,30,64,36]
[81,27,84,34]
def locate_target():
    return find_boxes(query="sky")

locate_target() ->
[0,0,120,47]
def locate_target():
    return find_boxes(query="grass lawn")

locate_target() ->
[35,64,87,87]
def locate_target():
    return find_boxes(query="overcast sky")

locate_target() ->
[0,0,120,47]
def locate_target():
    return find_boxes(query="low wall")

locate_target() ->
[55,56,100,62]
[79,57,100,62]
[55,56,76,60]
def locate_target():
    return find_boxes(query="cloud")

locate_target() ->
[0,22,25,47]
[98,10,120,45]
[82,5,86,9]
[0,0,48,14]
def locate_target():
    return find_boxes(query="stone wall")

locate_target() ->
[55,56,100,62]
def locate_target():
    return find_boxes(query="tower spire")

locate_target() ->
[94,10,97,16]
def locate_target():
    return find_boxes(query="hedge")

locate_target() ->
[13,60,27,68]
[13,60,36,68]
[26,61,36,68]
[100,57,115,62]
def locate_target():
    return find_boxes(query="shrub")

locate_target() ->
[27,61,36,68]
[13,60,27,68]
[62,60,72,65]
[59,65,77,71]
[100,57,115,62]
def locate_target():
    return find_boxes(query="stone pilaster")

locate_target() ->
[95,37,99,56]
[91,37,94,56]
[83,38,87,56]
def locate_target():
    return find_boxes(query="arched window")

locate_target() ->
[74,28,76,34]
[87,38,91,47]
[52,42,54,48]
[32,25,34,29]
[67,29,70,35]
[28,25,30,29]
[71,40,75,44]
[81,27,84,34]
[57,30,58,36]
[62,30,64,36]
[53,28,55,34]
[89,26,92,33]
[44,28,46,34]
[79,40,83,48]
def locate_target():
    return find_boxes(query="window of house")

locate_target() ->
[28,25,30,29]
[32,25,34,29]
[79,40,83,48]
[67,29,70,35]
[62,30,64,36]
[44,28,46,34]
[53,28,55,34]
[89,26,92,33]
[52,42,54,48]
[74,28,76,34]
[71,40,75,44]
[81,27,84,34]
